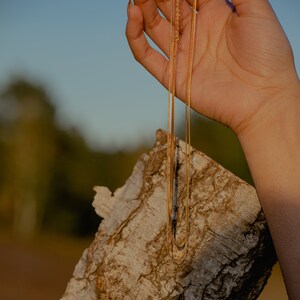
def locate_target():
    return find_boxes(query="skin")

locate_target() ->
[126,0,300,298]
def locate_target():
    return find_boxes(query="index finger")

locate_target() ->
[126,5,170,88]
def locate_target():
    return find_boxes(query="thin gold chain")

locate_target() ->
[167,0,197,262]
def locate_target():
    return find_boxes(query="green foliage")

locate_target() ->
[44,126,146,236]
[0,78,57,237]
[0,77,147,238]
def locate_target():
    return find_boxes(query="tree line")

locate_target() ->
[0,78,146,238]
[0,77,251,239]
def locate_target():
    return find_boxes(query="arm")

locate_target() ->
[126,0,300,298]
[238,86,300,299]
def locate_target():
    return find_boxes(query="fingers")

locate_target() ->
[186,0,274,20]
[126,5,169,89]
[230,0,273,16]
[184,0,200,10]
[185,0,231,11]
[133,0,171,56]
[156,0,193,25]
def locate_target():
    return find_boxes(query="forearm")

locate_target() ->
[238,83,300,299]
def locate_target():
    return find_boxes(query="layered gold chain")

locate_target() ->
[167,0,197,262]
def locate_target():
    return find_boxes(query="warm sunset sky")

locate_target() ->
[1,0,300,150]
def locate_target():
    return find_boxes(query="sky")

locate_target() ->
[1,0,300,150]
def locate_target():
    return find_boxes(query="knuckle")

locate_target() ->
[136,45,153,63]
[156,0,168,4]
[135,0,149,5]
[146,12,162,31]
[162,62,169,86]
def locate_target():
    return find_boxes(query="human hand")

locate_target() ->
[126,0,299,135]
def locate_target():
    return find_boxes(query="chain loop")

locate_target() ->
[167,0,197,263]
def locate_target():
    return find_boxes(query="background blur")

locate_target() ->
[1,0,298,299]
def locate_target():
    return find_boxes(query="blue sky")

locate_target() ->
[1,0,300,150]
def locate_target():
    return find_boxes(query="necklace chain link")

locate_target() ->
[167,0,197,263]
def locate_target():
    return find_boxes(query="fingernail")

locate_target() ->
[128,0,133,7]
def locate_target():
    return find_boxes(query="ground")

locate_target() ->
[0,232,91,300]
[0,232,288,300]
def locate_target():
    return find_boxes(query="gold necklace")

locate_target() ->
[167,0,197,262]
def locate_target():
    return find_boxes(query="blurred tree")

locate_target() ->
[0,77,148,238]
[43,126,147,236]
[0,78,253,239]
[0,78,57,238]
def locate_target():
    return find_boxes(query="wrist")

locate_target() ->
[237,80,300,150]
[237,80,300,195]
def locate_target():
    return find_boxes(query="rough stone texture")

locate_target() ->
[61,129,276,300]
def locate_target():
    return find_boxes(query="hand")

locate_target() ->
[127,2,300,297]
[126,0,299,135]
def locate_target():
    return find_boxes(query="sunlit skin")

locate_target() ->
[126,0,300,298]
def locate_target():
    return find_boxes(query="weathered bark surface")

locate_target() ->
[61,129,276,300]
